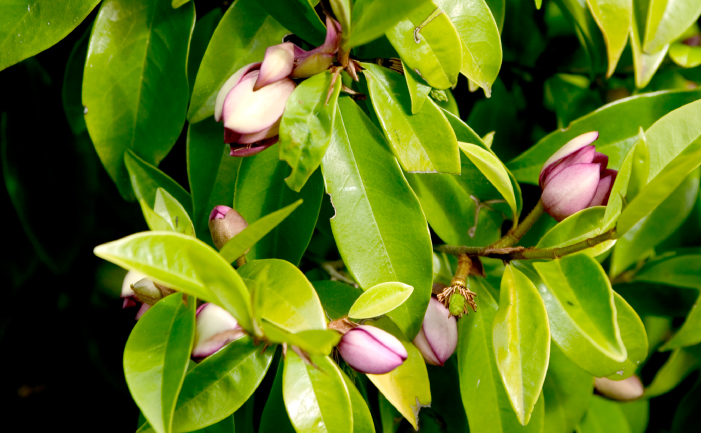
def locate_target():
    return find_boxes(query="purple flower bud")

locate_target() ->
[594,376,643,401]
[255,43,295,90]
[540,132,618,221]
[412,298,458,366]
[135,303,151,320]
[337,325,408,374]
[192,303,245,361]
[208,206,248,250]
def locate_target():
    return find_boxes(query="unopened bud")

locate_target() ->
[121,270,147,309]
[594,376,643,401]
[192,303,245,360]
[131,278,176,305]
[413,298,458,366]
[337,325,408,374]
[208,206,248,250]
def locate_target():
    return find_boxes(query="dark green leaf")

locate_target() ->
[187,0,288,123]
[259,360,296,433]
[83,0,194,199]
[644,345,701,397]
[62,25,91,135]
[187,8,223,97]
[279,70,342,192]
[671,377,701,433]
[0,0,100,71]
[320,97,432,338]
[578,396,631,433]
[234,144,323,265]
[313,280,364,321]
[257,0,325,46]
[125,293,195,433]
[543,345,593,433]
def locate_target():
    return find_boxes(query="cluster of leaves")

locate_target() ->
[4,0,701,433]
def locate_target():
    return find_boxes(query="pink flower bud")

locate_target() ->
[255,43,295,90]
[594,376,643,401]
[337,325,408,374]
[412,298,458,366]
[540,132,618,221]
[208,206,248,250]
[192,303,245,361]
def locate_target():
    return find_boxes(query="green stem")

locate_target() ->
[490,199,545,249]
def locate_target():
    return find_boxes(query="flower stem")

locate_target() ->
[490,199,545,249]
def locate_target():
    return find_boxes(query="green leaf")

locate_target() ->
[537,207,615,258]
[630,1,668,88]
[508,88,701,184]
[634,254,701,289]
[458,277,545,433]
[669,40,701,68]
[493,265,550,425]
[610,169,699,276]
[552,0,608,76]
[543,345,593,433]
[261,320,340,355]
[283,351,352,433]
[617,142,701,236]
[362,63,460,174]
[62,25,91,136]
[671,377,701,433]
[364,317,431,430]
[0,0,100,71]
[607,292,648,381]
[527,255,627,376]
[459,142,518,222]
[643,0,701,53]
[313,280,364,321]
[434,0,502,95]
[660,293,701,351]
[586,0,632,77]
[94,232,253,332]
[187,0,288,123]
[320,97,433,339]
[340,370,376,433]
[167,336,274,432]
[141,200,176,232]
[348,282,414,319]
[578,396,632,433]
[187,8,223,97]
[125,293,195,433]
[601,135,646,231]
[151,188,196,236]
[348,0,431,47]
[279,70,342,192]
[219,200,302,263]
[619,399,649,433]
[83,0,194,199]
[234,144,324,265]
[386,2,462,89]
[259,359,297,433]
[403,62,432,114]
[426,358,469,432]
[125,150,193,217]
[258,0,325,46]
[644,345,701,397]
[238,259,327,333]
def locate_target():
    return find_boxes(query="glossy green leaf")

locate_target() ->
[125,293,195,433]
[459,142,518,222]
[261,320,340,355]
[234,144,323,265]
[348,282,414,319]
[631,1,668,88]
[151,188,195,236]
[528,255,627,376]
[365,317,431,430]
[670,39,701,68]
[610,169,699,276]
[187,0,288,123]
[187,9,223,97]
[94,232,253,332]
[434,0,502,95]
[279,70,342,192]
[543,345,593,433]
[458,277,545,433]
[537,207,615,258]
[493,265,550,425]
[141,200,176,232]
[0,0,100,71]
[159,336,274,432]
[645,345,701,397]
[586,0,632,77]
[643,0,701,53]
[219,200,302,264]
[283,351,352,433]
[83,0,194,199]
[348,0,431,47]
[386,2,462,90]
[635,254,701,289]
[260,360,297,433]
[601,136,644,231]
[607,292,648,380]
[125,149,193,218]
[320,97,432,339]
[403,62,431,114]
[340,370,376,433]
[507,90,701,185]
[238,259,326,333]
[578,396,632,433]
[313,280,364,321]
[362,63,460,174]
[617,142,701,236]
[258,0,325,46]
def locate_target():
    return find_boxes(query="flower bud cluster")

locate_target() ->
[540,131,617,221]
[214,17,341,157]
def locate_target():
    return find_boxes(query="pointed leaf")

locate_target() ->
[261,320,340,355]
[403,62,431,114]
[152,188,195,236]
[320,97,433,338]
[125,293,195,433]
[631,1,668,88]
[643,0,701,53]
[586,0,632,77]
[348,282,414,319]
